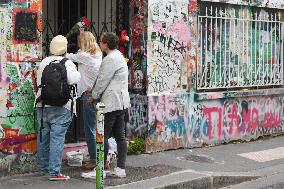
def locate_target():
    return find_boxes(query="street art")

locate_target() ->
[148,0,190,94]
[128,0,148,139]
[147,94,284,152]
[200,0,284,9]
[146,0,284,153]
[129,0,147,94]
[197,4,283,90]
[128,94,148,139]
[0,0,41,173]
[128,53,147,94]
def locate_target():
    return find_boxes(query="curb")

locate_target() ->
[107,170,259,189]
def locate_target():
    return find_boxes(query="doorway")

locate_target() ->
[42,0,129,142]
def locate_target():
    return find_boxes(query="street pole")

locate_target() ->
[96,102,105,189]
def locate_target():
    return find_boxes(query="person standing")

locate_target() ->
[66,31,102,169]
[36,35,81,181]
[89,32,130,178]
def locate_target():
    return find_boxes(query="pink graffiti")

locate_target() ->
[242,108,259,133]
[203,107,223,139]
[203,103,281,140]
[153,23,166,34]
[262,112,281,128]
[148,96,165,123]
[149,95,181,125]
[168,21,191,44]
[228,104,240,136]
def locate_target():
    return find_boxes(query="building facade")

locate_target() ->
[1,0,284,175]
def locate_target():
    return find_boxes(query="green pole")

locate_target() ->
[96,102,105,189]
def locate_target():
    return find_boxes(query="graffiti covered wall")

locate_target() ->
[146,0,284,152]
[0,0,41,174]
[127,0,148,139]
[147,91,284,152]
[148,0,194,94]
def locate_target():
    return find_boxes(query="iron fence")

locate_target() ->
[197,4,284,90]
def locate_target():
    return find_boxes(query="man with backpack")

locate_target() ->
[36,35,81,181]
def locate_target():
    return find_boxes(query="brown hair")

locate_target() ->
[100,32,119,50]
[77,32,101,55]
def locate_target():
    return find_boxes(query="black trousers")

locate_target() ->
[104,110,127,169]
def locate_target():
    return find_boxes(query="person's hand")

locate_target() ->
[87,96,94,104]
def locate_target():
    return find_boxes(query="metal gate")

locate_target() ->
[41,0,129,142]
[42,0,129,56]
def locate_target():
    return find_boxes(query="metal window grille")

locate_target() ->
[197,4,284,91]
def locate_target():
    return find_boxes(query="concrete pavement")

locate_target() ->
[1,135,284,189]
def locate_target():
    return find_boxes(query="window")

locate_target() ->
[197,2,284,91]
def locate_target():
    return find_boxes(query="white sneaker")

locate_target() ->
[107,167,126,178]
[81,170,106,179]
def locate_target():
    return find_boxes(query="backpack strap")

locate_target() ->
[60,57,69,65]
[60,57,75,117]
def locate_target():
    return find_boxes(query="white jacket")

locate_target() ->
[66,51,102,97]
[36,56,81,113]
[93,50,130,113]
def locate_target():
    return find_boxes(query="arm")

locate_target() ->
[92,57,116,99]
[66,52,85,64]
[65,60,81,85]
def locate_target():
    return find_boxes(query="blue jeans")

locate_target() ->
[82,93,96,161]
[36,107,72,176]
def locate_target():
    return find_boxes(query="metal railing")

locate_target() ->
[197,6,284,90]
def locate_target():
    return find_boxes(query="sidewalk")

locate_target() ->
[1,135,284,189]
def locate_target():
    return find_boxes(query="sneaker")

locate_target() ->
[49,174,70,181]
[107,167,126,178]
[81,170,106,179]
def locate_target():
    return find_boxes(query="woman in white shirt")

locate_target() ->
[66,32,102,169]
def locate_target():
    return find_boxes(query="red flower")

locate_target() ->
[82,16,91,27]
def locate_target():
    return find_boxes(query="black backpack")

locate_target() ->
[39,57,74,106]
[35,58,75,141]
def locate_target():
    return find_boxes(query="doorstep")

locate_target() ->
[63,142,88,160]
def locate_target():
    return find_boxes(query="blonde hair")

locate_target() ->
[77,32,101,55]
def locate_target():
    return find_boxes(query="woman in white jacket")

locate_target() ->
[66,32,102,169]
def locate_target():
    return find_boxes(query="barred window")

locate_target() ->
[197,2,284,91]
